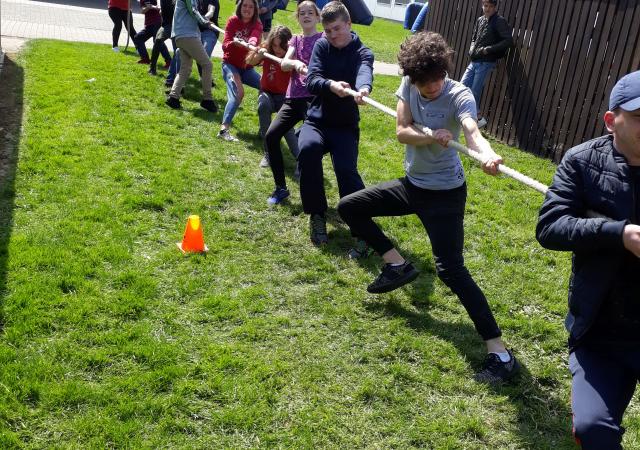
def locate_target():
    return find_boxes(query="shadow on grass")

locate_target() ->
[365,295,573,447]
[0,55,25,334]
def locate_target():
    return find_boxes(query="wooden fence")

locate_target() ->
[423,0,640,161]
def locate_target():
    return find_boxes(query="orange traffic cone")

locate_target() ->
[177,215,208,253]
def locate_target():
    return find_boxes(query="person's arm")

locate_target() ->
[247,21,263,46]
[461,117,502,175]
[468,19,479,57]
[280,46,301,72]
[353,46,374,103]
[480,16,513,56]
[140,0,156,13]
[396,98,444,147]
[222,17,239,52]
[536,153,629,253]
[305,40,332,95]
[204,3,215,19]
[183,0,211,28]
[245,47,265,66]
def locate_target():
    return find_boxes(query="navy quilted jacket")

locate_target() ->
[536,134,636,350]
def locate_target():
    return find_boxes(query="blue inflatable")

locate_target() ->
[315,0,329,9]
[403,1,428,33]
[404,2,423,30]
[342,0,374,26]
[411,1,428,33]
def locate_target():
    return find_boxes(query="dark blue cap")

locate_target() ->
[609,71,640,112]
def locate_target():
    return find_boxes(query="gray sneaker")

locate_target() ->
[218,129,239,142]
[474,349,520,384]
[309,214,328,246]
[260,154,270,168]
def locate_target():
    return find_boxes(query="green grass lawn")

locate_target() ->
[218,0,411,64]
[1,40,639,448]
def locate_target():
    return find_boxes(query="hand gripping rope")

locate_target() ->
[217,26,552,195]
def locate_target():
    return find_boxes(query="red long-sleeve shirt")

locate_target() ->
[222,15,263,69]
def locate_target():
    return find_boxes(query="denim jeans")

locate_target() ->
[167,30,217,84]
[221,62,261,126]
[460,61,496,111]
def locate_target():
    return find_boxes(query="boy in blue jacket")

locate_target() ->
[297,1,374,246]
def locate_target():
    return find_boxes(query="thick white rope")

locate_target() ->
[420,127,549,194]
[223,31,552,196]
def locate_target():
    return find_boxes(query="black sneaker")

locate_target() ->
[309,214,328,246]
[347,239,372,259]
[200,99,218,113]
[165,96,181,109]
[367,261,419,294]
[267,187,290,205]
[148,67,157,76]
[474,349,520,384]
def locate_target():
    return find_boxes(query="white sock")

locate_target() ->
[491,351,511,363]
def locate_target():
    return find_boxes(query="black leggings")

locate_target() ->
[108,7,137,48]
[265,98,309,188]
[337,178,502,341]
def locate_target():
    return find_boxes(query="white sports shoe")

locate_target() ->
[112,47,120,53]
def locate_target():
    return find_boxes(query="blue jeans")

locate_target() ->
[221,62,261,126]
[167,30,217,84]
[460,61,496,111]
[569,344,640,449]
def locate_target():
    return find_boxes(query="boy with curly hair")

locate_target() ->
[338,31,519,384]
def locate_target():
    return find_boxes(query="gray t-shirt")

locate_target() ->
[395,76,477,190]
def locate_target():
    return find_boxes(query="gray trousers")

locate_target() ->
[169,36,212,101]
[257,91,298,157]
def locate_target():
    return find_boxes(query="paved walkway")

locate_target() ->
[1,0,400,75]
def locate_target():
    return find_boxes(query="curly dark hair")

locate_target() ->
[397,32,454,84]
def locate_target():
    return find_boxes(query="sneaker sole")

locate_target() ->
[367,269,419,294]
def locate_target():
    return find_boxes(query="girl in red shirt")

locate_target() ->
[107,0,137,52]
[245,26,296,169]
[218,0,263,142]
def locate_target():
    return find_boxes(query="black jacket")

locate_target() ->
[468,13,513,62]
[536,135,635,350]
[305,33,374,127]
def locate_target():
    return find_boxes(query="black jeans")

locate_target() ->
[265,98,309,188]
[134,23,169,61]
[337,177,502,340]
[150,26,173,70]
[297,121,364,215]
[108,7,137,48]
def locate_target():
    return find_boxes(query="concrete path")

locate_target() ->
[1,0,400,75]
